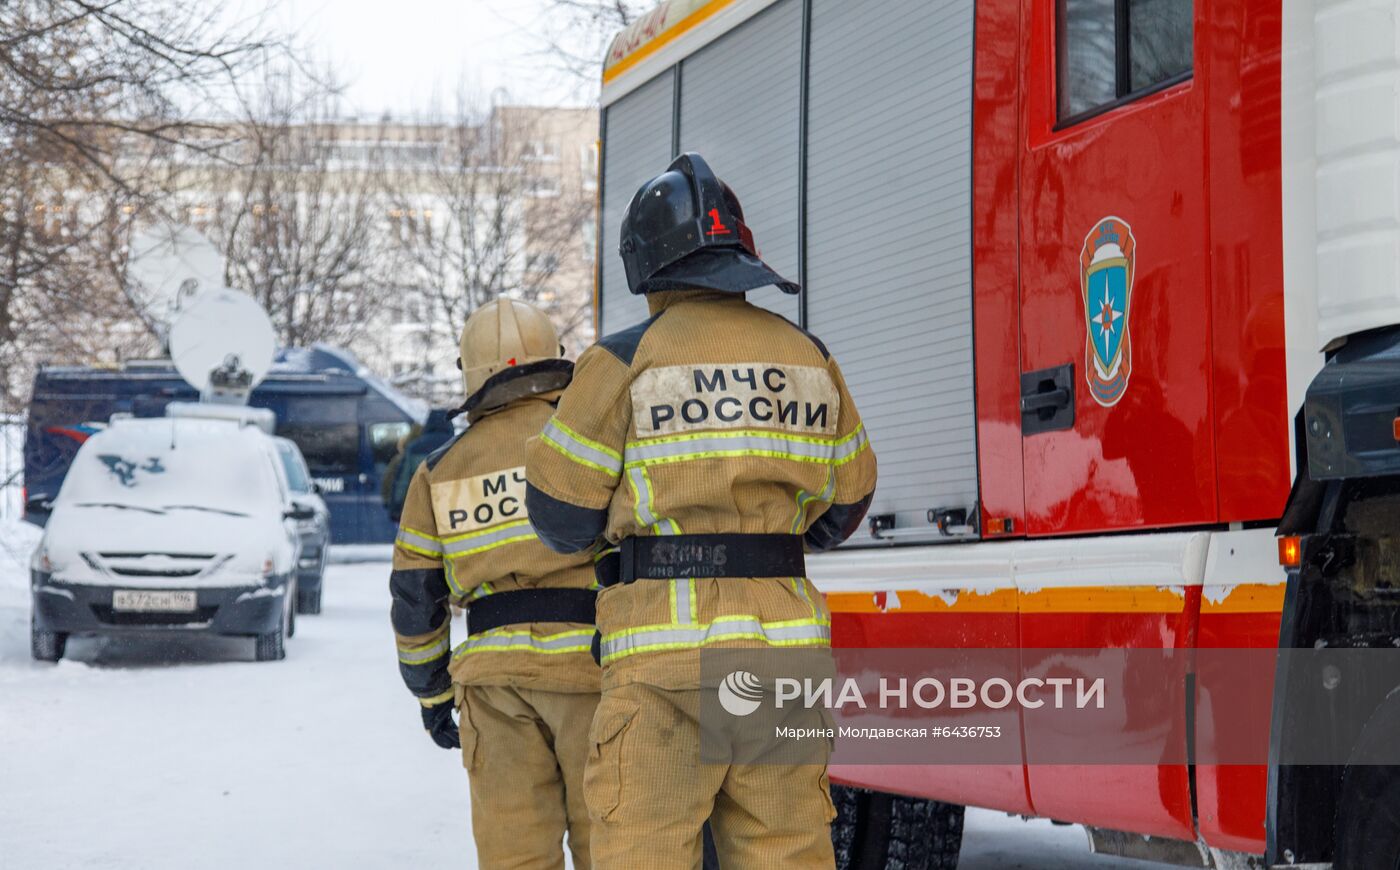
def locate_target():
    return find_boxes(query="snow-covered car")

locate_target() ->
[273,437,330,615]
[28,415,310,662]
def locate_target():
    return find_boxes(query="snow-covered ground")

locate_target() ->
[0,523,1167,869]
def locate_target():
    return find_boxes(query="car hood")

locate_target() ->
[40,503,293,587]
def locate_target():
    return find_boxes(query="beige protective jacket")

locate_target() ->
[524,290,877,689]
[390,394,599,706]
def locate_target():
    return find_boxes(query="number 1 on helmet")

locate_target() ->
[707,208,731,236]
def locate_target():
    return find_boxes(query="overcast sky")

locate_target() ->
[272,0,599,116]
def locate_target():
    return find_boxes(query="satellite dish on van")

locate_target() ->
[168,289,276,405]
[126,223,226,330]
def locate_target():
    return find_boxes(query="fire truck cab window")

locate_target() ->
[1058,0,1193,124]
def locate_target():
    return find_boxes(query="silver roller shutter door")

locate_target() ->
[599,71,674,336]
[806,0,978,542]
[678,0,802,321]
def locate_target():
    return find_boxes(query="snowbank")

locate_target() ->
[0,549,1159,869]
[0,518,40,609]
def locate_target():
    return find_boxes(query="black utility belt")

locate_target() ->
[594,534,806,587]
[465,588,597,636]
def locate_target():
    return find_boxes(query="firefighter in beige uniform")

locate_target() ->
[525,154,877,868]
[390,299,600,869]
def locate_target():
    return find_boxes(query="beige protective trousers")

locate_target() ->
[457,685,600,869]
[585,682,837,869]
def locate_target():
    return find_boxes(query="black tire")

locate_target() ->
[255,599,289,661]
[1335,764,1400,870]
[30,616,66,663]
[832,784,963,870]
[286,595,297,639]
[255,625,285,661]
[1336,689,1400,870]
[296,584,321,615]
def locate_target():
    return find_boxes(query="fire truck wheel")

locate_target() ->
[1334,764,1400,870]
[1335,690,1400,870]
[831,784,964,870]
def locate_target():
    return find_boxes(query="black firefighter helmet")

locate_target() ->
[619,152,798,296]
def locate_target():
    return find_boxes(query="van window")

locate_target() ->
[369,421,413,475]
[1058,0,1192,123]
[277,445,313,494]
[276,423,359,476]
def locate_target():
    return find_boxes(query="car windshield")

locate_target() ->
[277,444,312,494]
[55,421,279,517]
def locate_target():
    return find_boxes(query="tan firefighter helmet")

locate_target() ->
[456,298,571,421]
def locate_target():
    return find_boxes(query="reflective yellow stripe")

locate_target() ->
[628,465,680,534]
[791,467,836,533]
[397,635,450,665]
[442,520,538,556]
[443,557,464,596]
[396,526,444,558]
[599,615,830,665]
[628,428,842,448]
[452,628,596,657]
[396,541,441,559]
[831,424,870,466]
[790,577,818,619]
[623,427,869,469]
[541,418,623,477]
[418,688,454,707]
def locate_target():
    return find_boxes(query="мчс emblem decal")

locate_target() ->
[1079,216,1137,407]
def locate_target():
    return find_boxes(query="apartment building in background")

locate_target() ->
[145,105,598,407]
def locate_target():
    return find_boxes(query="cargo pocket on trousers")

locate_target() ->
[584,695,640,823]
[456,692,480,773]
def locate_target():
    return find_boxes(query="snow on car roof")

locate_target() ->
[56,417,282,513]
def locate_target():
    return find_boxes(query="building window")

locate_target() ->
[1057,0,1193,124]
[581,218,597,263]
[581,143,599,192]
[395,295,425,325]
[526,176,561,198]
[523,139,560,162]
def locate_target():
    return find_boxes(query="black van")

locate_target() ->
[24,345,421,544]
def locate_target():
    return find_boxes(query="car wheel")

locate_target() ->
[255,599,289,662]
[255,624,285,661]
[296,584,322,615]
[286,591,297,639]
[831,784,964,870]
[30,615,66,663]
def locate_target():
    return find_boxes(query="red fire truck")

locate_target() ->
[598,1,1399,867]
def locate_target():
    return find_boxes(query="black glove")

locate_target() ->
[421,700,460,750]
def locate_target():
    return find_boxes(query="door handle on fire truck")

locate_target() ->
[1020,362,1076,435]
[1020,389,1070,413]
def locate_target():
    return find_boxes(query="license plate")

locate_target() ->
[112,590,197,612]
